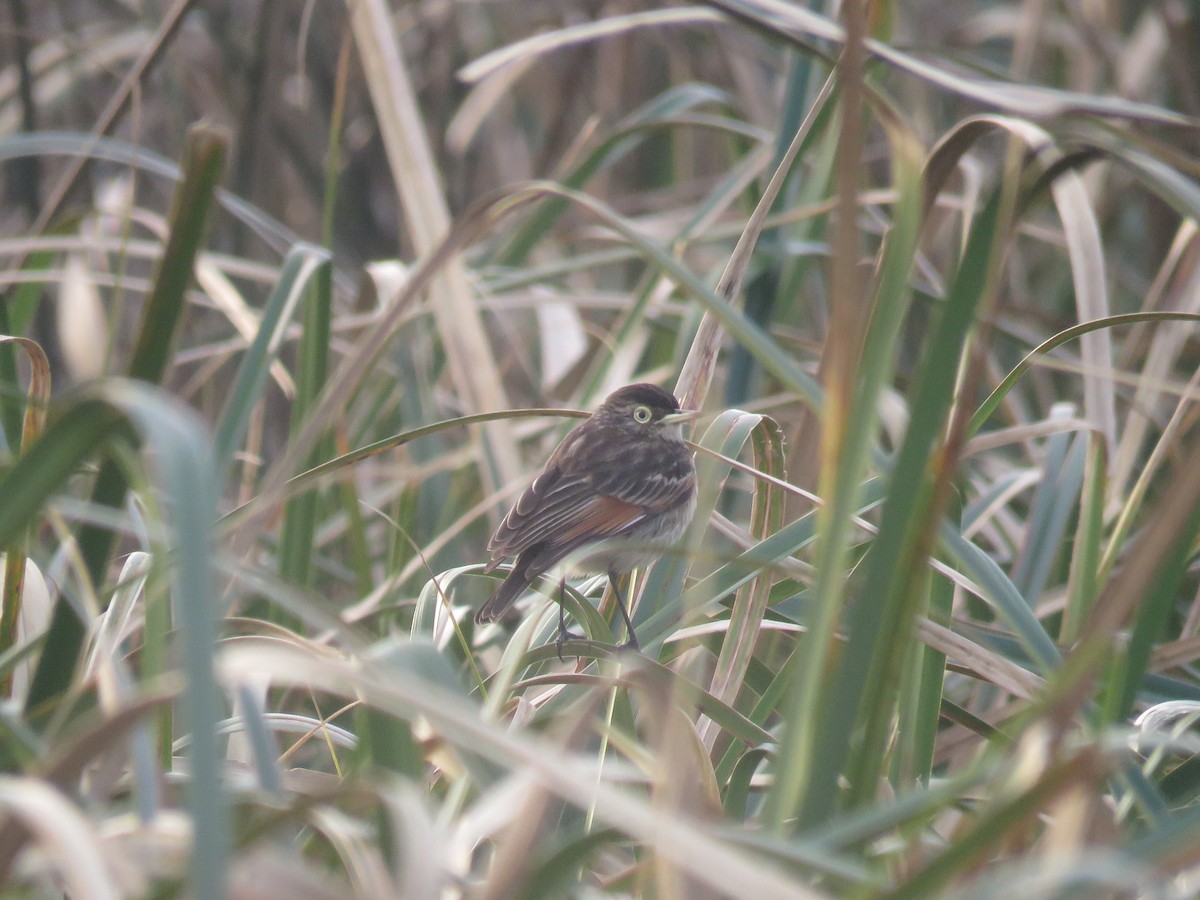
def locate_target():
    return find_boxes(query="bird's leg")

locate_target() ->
[556,577,584,661]
[608,570,641,653]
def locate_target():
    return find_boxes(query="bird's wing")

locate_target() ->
[486,429,695,572]
[589,450,695,514]
[486,466,646,566]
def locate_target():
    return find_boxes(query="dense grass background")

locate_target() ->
[3,0,1200,896]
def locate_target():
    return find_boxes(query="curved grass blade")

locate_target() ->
[0,336,50,691]
[1062,435,1106,645]
[969,312,1200,437]
[765,82,924,831]
[708,0,1194,125]
[699,414,785,751]
[634,409,771,650]
[350,0,520,488]
[678,71,835,409]
[496,82,737,267]
[1009,411,1087,605]
[890,747,1108,898]
[212,243,329,470]
[810,186,1006,823]
[219,638,843,898]
[0,131,309,263]
[221,407,587,530]
[26,124,227,712]
[0,379,227,896]
[97,381,227,900]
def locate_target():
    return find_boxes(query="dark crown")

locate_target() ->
[600,383,681,414]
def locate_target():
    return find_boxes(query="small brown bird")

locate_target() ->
[476,383,699,652]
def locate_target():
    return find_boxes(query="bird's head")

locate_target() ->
[593,383,699,438]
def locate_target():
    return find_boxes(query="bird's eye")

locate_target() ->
[632,405,653,423]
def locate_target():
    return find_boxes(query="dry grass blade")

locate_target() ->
[458,8,727,84]
[234,186,543,538]
[29,0,198,240]
[0,777,123,898]
[8,2,1200,895]
[349,0,519,487]
[677,73,834,410]
[915,618,1044,700]
[1050,432,1200,724]
[220,640,829,900]
[1049,170,1116,461]
[1110,223,1200,503]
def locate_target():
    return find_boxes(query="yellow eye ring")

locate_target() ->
[632,405,653,423]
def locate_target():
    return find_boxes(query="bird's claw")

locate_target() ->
[555,627,585,662]
[616,633,641,654]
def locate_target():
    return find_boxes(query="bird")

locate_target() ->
[475,383,698,654]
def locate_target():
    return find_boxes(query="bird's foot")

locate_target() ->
[555,626,585,662]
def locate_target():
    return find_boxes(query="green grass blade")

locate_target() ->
[1061,436,1106,645]
[496,83,734,266]
[938,526,1060,671]
[1010,422,1086,603]
[101,381,228,900]
[0,397,124,558]
[279,277,339,593]
[212,243,329,470]
[25,124,227,713]
[765,94,924,830]
[818,187,1005,820]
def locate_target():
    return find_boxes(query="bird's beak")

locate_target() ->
[661,408,700,426]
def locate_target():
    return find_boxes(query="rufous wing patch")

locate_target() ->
[560,494,644,542]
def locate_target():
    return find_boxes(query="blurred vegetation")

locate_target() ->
[2,0,1200,896]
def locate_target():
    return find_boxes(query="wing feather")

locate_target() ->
[486,424,695,576]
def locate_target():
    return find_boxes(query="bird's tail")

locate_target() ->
[475,566,531,624]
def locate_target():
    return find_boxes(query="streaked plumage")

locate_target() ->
[476,383,698,648]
